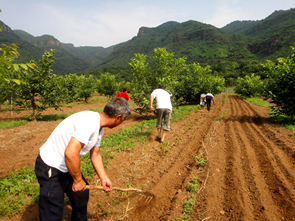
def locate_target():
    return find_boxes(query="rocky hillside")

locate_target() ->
[0,25,113,74]
[1,8,294,76]
[222,8,295,58]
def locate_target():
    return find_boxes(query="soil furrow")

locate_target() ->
[229,96,267,220]
[127,105,221,220]
[236,96,295,197]
[233,96,295,219]
[229,95,272,220]
[5,94,295,221]
[240,97,295,164]
[238,98,295,190]
[221,95,246,220]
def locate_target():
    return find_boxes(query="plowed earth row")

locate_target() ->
[3,94,295,220]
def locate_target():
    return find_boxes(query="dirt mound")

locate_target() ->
[3,94,295,220]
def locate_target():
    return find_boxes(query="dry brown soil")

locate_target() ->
[1,94,295,221]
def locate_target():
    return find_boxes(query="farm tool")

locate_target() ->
[86,185,154,203]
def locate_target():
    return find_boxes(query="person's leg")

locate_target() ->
[157,128,162,138]
[162,109,172,142]
[35,155,68,221]
[156,109,164,138]
[65,175,89,221]
[161,130,168,142]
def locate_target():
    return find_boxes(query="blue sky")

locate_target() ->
[1,0,294,47]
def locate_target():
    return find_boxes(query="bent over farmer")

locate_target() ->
[150,86,172,143]
[35,97,131,221]
[205,93,215,111]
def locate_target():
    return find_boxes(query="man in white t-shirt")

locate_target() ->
[205,93,215,111]
[35,97,131,221]
[150,86,172,143]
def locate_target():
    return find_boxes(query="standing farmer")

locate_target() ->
[205,93,215,111]
[149,86,172,143]
[35,97,131,221]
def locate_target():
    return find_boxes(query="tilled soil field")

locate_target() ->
[1,94,295,220]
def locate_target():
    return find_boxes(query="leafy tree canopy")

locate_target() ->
[262,45,295,121]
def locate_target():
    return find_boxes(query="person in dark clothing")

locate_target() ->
[35,97,131,221]
[205,93,215,111]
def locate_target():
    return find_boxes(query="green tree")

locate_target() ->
[175,62,225,104]
[262,45,295,121]
[0,44,33,103]
[76,75,96,103]
[96,72,118,97]
[129,48,225,113]
[63,74,96,103]
[63,74,81,103]
[234,73,264,98]
[129,48,186,114]
[14,50,66,120]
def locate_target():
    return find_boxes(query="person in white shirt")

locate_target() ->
[35,97,131,221]
[205,93,215,111]
[149,86,172,143]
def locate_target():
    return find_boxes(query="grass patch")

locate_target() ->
[0,167,39,217]
[0,120,27,129]
[0,104,198,218]
[246,97,271,108]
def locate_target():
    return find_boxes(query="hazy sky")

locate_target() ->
[1,0,294,47]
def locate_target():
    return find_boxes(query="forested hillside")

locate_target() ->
[1,8,294,77]
[222,8,295,59]
[0,27,113,74]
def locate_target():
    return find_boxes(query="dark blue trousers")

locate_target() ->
[206,96,213,111]
[35,155,89,221]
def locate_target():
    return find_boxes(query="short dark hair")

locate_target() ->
[123,88,127,92]
[158,86,166,89]
[103,97,131,119]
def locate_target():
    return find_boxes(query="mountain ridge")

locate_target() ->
[1,7,295,76]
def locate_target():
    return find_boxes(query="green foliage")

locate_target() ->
[96,72,118,97]
[129,48,225,114]
[13,49,68,120]
[235,73,264,98]
[0,119,27,129]
[192,155,207,167]
[262,45,295,121]
[0,43,33,102]
[186,176,199,194]
[222,8,295,59]
[161,141,171,154]
[175,62,225,103]
[174,195,196,221]
[246,97,271,108]
[63,74,96,103]
[0,166,39,217]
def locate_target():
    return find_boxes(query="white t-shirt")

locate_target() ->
[206,93,214,98]
[151,89,172,111]
[40,111,104,173]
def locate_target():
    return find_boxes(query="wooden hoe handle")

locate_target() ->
[86,185,142,193]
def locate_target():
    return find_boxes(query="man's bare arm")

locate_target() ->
[90,146,112,191]
[150,94,154,112]
[65,137,85,192]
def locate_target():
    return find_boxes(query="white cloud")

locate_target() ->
[2,0,294,47]
[204,0,250,28]
[33,2,183,47]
